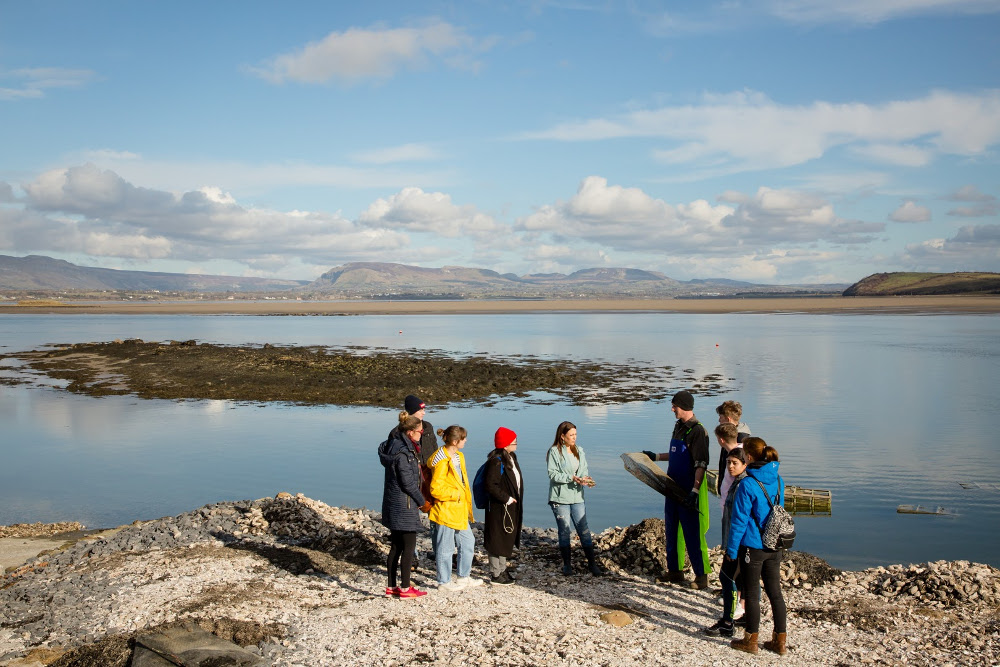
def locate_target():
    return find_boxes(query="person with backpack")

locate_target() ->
[547,421,602,576]
[725,436,788,655]
[483,427,523,585]
[378,413,429,598]
[703,446,749,638]
[428,425,483,591]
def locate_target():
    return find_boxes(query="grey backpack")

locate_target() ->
[753,477,796,550]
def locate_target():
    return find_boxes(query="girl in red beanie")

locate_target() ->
[482,427,523,584]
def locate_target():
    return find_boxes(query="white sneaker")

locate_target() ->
[456,576,483,588]
[438,580,463,591]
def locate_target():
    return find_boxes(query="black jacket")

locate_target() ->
[378,431,426,532]
[483,448,523,557]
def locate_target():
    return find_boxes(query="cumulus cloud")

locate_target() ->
[516,177,880,261]
[252,21,486,84]
[521,89,1000,176]
[517,176,733,252]
[0,67,97,100]
[766,0,1000,25]
[720,187,885,245]
[890,201,932,223]
[358,187,505,239]
[8,164,409,268]
[901,224,1000,270]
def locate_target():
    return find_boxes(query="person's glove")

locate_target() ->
[419,501,433,513]
[684,490,699,510]
[642,450,657,461]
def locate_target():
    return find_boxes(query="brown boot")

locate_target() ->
[762,631,787,655]
[689,574,709,590]
[731,632,758,654]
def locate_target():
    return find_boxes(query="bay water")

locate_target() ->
[1,311,998,571]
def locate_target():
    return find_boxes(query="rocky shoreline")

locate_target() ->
[2,495,997,666]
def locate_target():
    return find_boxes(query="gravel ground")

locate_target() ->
[1,494,997,667]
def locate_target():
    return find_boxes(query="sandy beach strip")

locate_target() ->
[2,294,1000,315]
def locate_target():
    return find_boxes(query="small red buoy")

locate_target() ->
[399,330,403,334]
[715,343,719,347]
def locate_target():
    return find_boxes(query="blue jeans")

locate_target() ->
[549,502,593,549]
[432,522,474,584]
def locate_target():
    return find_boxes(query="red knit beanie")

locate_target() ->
[494,427,517,449]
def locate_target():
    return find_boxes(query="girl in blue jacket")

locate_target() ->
[724,437,787,656]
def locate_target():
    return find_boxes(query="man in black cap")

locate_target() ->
[388,394,439,570]
[643,389,711,589]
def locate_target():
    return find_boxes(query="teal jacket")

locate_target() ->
[547,445,589,504]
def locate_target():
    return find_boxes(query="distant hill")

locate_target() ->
[843,272,1000,296]
[0,255,307,293]
[0,255,850,299]
[305,262,844,298]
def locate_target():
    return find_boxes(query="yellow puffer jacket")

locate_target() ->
[428,447,475,530]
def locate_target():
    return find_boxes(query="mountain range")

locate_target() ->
[0,254,848,299]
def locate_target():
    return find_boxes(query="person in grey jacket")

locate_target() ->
[378,413,428,598]
[547,421,602,576]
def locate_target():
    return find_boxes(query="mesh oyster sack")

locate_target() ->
[753,477,796,550]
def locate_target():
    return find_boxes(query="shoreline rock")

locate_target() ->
[2,495,997,666]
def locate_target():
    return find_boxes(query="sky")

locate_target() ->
[1,1,999,285]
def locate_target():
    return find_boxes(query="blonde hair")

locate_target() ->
[398,412,422,432]
[716,400,743,423]
[436,425,468,446]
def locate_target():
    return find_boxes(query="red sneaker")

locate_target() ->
[385,587,401,597]
[397,586,427,599]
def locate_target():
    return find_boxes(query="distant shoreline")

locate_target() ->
[2,294,1000,315]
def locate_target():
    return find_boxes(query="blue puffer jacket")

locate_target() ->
[725,460,784,558]
[378,432,426,532]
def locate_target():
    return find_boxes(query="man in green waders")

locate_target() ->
[644,390,711,589]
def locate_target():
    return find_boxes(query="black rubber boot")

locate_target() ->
[560,546,573,575]
[583,545,604,576]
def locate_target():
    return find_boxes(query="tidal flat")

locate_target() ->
[0,339,731,407]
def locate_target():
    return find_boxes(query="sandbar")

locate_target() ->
[2,294,999,315]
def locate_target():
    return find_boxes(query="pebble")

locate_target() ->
[0,494,997,666]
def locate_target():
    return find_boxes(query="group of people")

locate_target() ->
[644,391,788,656]
[378,390,788,657]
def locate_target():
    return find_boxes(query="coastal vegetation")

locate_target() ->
[843,271,1000,296]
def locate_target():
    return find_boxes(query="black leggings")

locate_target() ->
[387,530,417,589]
[740,547,786,634]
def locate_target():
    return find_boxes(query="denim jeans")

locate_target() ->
[549,502,593,549]
[432,522,474,584]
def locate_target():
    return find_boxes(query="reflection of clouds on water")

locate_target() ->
[198,399,230,414]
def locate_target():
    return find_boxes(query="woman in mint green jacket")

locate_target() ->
[547,421,603,576]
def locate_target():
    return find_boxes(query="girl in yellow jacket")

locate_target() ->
[428,425,484,591]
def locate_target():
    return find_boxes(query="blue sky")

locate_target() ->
[1,1,998,284]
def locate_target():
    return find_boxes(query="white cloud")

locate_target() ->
[889,201,932,223]
[8,164,410,269]
[767,0,1000,25]
[948,184,997,202]
[522,89,1000,176]
[0,67,97,101]
[351,143,442,164]
[251,21,486,84]
[358,187,505,239]
[901,224,1000,270]
[948,204,998,217]
[70,151,455,201]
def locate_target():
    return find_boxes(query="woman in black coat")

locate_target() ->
[378,413,428,598]
[483,427,524,584]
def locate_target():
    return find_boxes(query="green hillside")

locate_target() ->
[843,272,1000,296]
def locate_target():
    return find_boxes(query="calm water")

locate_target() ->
[1,311,998,571]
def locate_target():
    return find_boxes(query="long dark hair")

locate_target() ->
[550,421,578,458]
[743,436,779,463]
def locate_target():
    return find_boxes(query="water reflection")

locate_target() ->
[1,312,999,570]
